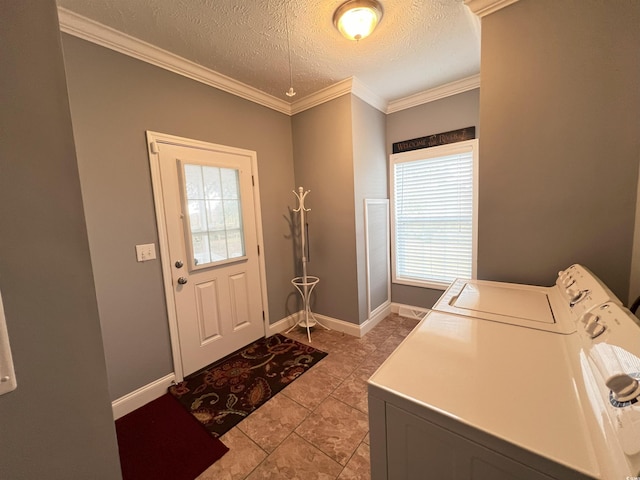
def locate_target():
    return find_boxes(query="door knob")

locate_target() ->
[177,277,188,285]
[175,260,184,268]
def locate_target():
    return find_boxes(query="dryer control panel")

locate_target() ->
[579,301,640,463]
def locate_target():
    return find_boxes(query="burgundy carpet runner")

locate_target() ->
[115,393,229,480]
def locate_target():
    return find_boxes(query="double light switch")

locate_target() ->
[136,243,157,262]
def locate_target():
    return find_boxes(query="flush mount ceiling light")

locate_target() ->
[333,0,383,41]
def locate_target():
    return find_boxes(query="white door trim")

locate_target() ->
[146,131,269,382]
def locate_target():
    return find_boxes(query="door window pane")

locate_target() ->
[223,200,241,229]
[191,232,211,265]
[183,163,246,268]
[188,200,206,232]
[226,229,244,258]
[206,200,225,231]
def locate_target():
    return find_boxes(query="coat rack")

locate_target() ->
[285,187,329,342]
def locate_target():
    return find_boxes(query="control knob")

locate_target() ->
[566,287,589,306]
[583,314,606,339]
[558,270,573,287]
[606,373,640,403]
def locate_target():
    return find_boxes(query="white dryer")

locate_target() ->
[368,265,640,479]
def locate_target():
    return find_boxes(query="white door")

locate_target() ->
[148,133,266,377]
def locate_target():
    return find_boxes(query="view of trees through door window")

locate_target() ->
[182,162,245,268]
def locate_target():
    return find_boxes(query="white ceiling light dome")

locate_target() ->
[333,0,383,41]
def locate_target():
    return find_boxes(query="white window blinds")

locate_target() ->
[391,140,478,289]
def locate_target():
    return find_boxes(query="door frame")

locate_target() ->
[146,131,269,382]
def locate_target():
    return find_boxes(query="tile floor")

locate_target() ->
[196,313,420,480]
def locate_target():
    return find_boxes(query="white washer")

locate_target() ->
[432,264,619,333]
[368,265,640,479]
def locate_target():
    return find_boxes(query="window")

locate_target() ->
[390,139,478,289]
[181,162,245,269]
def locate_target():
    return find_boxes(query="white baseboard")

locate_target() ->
[267,311,301,335]
[268,310,361,336]
[361,302,392,337]
[111,373,175,420]
[312,312,361,336]
[270,304,392,339]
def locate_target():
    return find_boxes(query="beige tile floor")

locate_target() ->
[196,314,420,480]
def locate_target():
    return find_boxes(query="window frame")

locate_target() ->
[389,139,479,290]
[178,159,248,272]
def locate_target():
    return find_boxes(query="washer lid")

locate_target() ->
[453,283,554,323]
[433,279,575,333]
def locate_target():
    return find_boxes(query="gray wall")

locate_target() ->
[386,89,480,308]
[35,0,639,411]
[292,95,361,324]
[478,0,640,299]
[61,35,296,400]
[352,96,388,322]
[291,94,389,326]
[630,167,640,305]
[0,2,121,478]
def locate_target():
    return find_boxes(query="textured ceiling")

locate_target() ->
[56,0,481,103]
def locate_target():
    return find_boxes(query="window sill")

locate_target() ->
[392,278,448,291]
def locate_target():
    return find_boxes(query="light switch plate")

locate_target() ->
[0,290,17,396]
[136,243,157,262]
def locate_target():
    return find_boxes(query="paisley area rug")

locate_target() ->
[169,333,327,437]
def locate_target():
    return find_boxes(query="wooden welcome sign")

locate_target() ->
[392,126,475,154]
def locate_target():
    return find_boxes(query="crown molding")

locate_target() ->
[386,74,480,114]
[352,78,388,113]
[290,78,354,115]
[289,77,388,115]
[464,0,520,17]
[57,7,479,117]
[57,7,292,115]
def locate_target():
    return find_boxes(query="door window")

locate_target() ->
[181,161,245,269]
